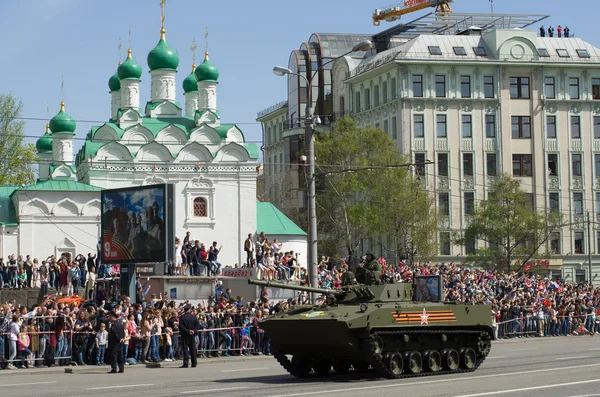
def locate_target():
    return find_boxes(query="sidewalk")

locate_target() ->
[0,355,274,376]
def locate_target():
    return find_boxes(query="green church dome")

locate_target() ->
[147,28,179,71]
[36,125,53,152]
[195,52,219,82]
[108,70,121,92]
[183,64,198,93]
[118,49,142,80]
[49,102,76,134]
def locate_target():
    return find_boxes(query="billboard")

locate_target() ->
[101,184,174,264]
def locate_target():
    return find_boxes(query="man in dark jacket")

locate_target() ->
[179,304,199,368]
[107,311,124,373]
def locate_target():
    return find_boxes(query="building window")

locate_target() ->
[473,47,487,56]
[392,116,398,140]
[382,81,388,104]
[439,232,451,255]
[453,47,467,56]
[548,153,559,176]
[512,116,531,139]
[193,197,207,217]
[485,115,496,138]
[547,116,556,138]
[486,153,497,176]
[569,78,580,99]
[435,75,446,98]
[465,236,477,254]
[545,77,556,99]
[594,116,600,139]
[574,231,585,254]
[538,48,550,57]
[354,91,361,112]
[438,153,448,176]
[279,153,283,173]
[415,153,426,176]
[439,193,450,215]
[484,76,494,98]
[383,119,389,134]
[391,77,397,99]
[464,192,475,215]
[414,114,424,137]
[571,116,581,138]
[374,85,380,107]
[576,270,586,283]
[365,88,371,110]
[593,78,600,100]
[576,49,590,58]
[550,232,561,254]
[595,154,600,177]
[596,192,600,215]
[436,115,447,137]
[460,76,471,98]
[462,115,472,138]
[412,75,423,97]
[572,154,582,176]
[428,46,442,55]
[463,153,474,176]
[512,154,532,177]
[510,77,530,99]
[573,192,584,215]
[549,192,559,212]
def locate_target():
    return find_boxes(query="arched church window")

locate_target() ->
[193,197,207,217]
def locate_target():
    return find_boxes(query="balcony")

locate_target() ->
[462,139,473,151]
[546,138,558,152]
[571,139,582,152]
[548,175,560,190]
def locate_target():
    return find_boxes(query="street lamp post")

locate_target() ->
[273,40,372,300]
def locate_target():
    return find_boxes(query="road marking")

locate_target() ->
[508,347,537,351]
[0,381,57,387]
[484,356,506,360]
[86,384,154,391]
[221,367,270,373]
[555,356,590,360]
[453,379,600,397]
[265,363,600,397]
[180,387,247,394]
[589,348,600,351]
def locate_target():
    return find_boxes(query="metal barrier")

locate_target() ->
[495,312,598,339]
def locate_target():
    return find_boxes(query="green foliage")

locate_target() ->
[314,117,437,265]
[456,174,562,271]
[0,94,37,186]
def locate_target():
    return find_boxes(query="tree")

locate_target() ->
[0,94,37,186]
[314,117,437,266]
[456,174,562,272]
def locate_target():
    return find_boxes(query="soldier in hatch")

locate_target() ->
[355,250,382,285]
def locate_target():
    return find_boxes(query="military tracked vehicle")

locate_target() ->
[249,275,493,379]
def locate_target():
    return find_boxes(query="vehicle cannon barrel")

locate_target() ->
[247,279,339,296]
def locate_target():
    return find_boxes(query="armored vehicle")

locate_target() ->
[249,276,493,379]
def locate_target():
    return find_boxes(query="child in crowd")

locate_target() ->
[95,323,108,365]
[165,327,174,361]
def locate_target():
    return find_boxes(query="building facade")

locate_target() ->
[332,27,600,281]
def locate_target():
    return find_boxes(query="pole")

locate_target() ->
[305,86,318,301]
[587,211,593,286]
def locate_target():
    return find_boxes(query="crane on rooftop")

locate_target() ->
[372,0,453,26]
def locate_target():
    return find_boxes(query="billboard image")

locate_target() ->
[101,184,174,264]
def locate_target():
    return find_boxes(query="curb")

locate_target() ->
[0,355,274,376]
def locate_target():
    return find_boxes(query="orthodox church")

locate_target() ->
[0,21,306,266]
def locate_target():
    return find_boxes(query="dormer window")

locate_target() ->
[557,49,570,58]
[428,46,442,55]
[473,47,487,56]
[453,47,467,56]
[576,49,591,58]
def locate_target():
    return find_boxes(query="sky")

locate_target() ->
[0,0,594,154]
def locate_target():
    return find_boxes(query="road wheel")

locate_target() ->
[423,350,441,372]
[460,348,476,370]
[291,355,312,377]
[442,348,459,371]
[404,351,422,374]
[333,359,352,374]
[385,352,404,377]
[313,359,332,376]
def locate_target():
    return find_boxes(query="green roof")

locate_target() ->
[140,116,196,135]
[145,101,183,111]
[256,202,306,236]
[0,187,18,225]
[19,179,101,192]
[245,143,259,159]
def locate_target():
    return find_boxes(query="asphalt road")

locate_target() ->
[1,336,599,397]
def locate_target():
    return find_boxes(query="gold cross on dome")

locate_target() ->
[190,39,198,64]
[205,26,209,53]
[160,0,166,29]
